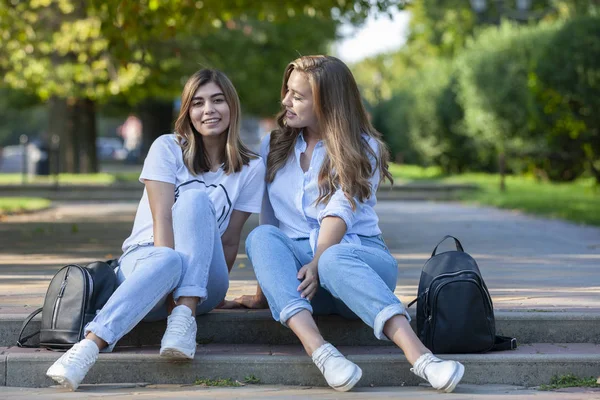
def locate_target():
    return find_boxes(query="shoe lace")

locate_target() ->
[166,314,192,336]
[66,343,96,369]
[312,345,340,373]
[410,353,438,378]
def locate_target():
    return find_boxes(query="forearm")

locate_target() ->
[152,215,175,249]
[313,216,347,263]
[223,243,239,272]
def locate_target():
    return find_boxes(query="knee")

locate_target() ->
[173,189,213,215]
[245,225,284,257]
[318,244,353,281]
[148,247,183,282]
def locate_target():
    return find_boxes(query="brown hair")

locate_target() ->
[267,55,393,209]
[174,69,256,174]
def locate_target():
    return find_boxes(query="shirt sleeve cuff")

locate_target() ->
[318,209,354,231]
[139,173,177,185]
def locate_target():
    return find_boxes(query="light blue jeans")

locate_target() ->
[246,224,410,340]
[85,190,229,350]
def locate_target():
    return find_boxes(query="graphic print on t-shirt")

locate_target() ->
[174,179,232,230]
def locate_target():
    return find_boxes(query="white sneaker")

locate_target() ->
[411,352,464,393]
[160,305,197,359]
[46,339,99,390]
[311,342,362,392]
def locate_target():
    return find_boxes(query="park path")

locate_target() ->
[1,200,599,314]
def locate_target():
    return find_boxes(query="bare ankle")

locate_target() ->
[176,297,199,316]
[85,333,107,350]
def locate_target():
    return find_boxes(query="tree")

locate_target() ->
[0,0,408,172]
[533,16,600,183]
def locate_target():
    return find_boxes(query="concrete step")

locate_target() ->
[2,343,599,388]
[3,310,600,348]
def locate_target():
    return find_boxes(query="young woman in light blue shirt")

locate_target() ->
[234,55,464,393]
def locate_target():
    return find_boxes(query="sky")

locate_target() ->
[333,8,412,64]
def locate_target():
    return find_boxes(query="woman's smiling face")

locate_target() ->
[189,82,231,137]
[281,69,318,133]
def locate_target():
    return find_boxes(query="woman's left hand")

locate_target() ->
[297,260,319,300]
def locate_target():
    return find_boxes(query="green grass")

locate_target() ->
[0,197,51,215]
[193,375,261,387]
[0,172,140,185]
[446,174,600,226]
[388,164,444,181]
[388,164,600,226]
[539,374,600,391]
[194,378,242,387]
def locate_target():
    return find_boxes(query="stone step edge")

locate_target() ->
[4,309,599,323]
[3,310,599,348]
[2,344,599,388]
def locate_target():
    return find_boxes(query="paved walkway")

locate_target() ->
[1,200,599,314]
[4,383,600,399]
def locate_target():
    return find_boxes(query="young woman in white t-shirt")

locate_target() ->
[46,69,265,390]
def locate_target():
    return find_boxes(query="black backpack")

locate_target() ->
[17,260,118,350]
[408,235,516,354]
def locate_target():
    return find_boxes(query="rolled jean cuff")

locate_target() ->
[373,303,411,341]
[173,286,208,302]
[279,298,313,327]
[84,321,118,352]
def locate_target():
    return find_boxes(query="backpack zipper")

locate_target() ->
[76,267,92,339]
[51,267,71,330]
[425,270,487,314]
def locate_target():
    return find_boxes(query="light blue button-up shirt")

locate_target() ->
[260,132,382,253]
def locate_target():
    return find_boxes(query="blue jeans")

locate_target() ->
[246,225,410,340]
[85,190,229,350]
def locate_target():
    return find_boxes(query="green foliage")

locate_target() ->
[407,60,481,173]
[539,374,600,390]
[243,375,261,384]
[455,21,558,155]
[0,88,46,146]
[406,0,476,58]
[0,0,407,103]
[194,377,241,387]
[533,16,600,182]
[372,89,418,164]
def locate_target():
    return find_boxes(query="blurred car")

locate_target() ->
[96,137,127,161]
[0,144,46,174]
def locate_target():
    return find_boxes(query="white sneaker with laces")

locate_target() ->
[160,304,197,359]
[411,352,464,393]
[46,338,99,391]
[311,342,362,392]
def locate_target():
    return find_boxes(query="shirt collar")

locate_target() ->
[296,130,325,152]
[295,131,307,152]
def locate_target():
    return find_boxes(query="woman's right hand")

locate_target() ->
[231,294,269,309]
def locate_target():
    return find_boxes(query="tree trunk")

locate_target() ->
[499,151,506,192]
[48,97,79,173]
[77,98,98,173]
[138,98,175,159]
[47,97,98,173]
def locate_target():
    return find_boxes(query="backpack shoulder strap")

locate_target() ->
[17,307,43,348]
[492,335,517,351]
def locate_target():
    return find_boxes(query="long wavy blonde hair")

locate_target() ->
[267,55,393,209]
[174,69,256,174]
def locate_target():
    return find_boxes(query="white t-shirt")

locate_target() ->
[122,134,265,252]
